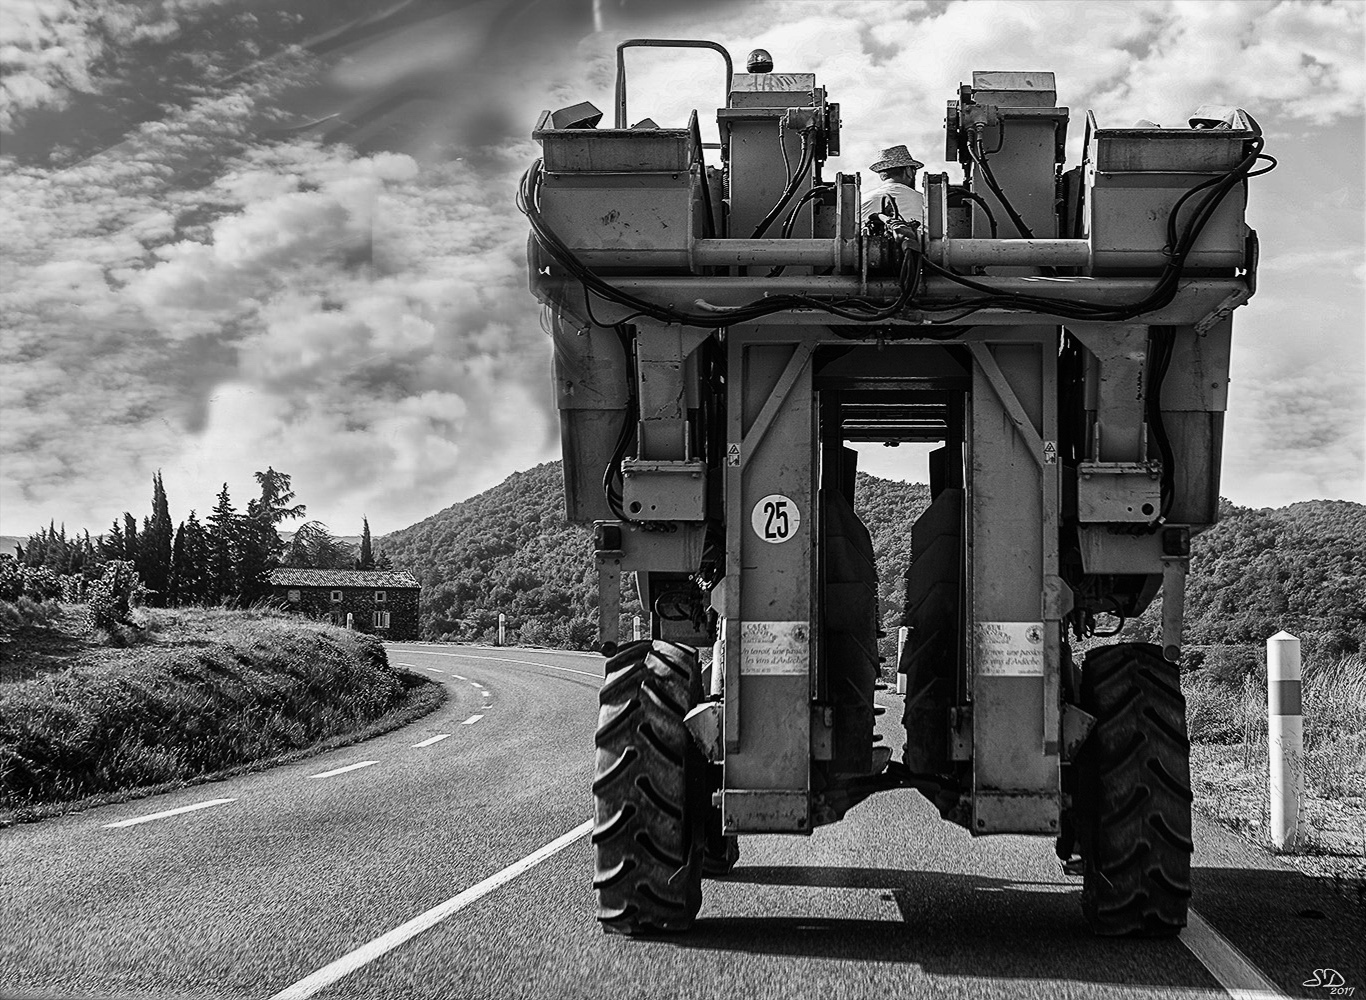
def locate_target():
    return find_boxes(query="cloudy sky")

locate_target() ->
[1,0,1362,540]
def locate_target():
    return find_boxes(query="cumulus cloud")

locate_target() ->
[1224,366,1366,506]
[0,0,109,129]
[2,129,557,533]
[0,0,242,131]
[583,1,1362,173]
[2,0,1363,538]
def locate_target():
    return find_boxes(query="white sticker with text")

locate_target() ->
[974,622,1046,677]
[740,621,809,675]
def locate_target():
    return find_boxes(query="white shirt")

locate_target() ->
[861,178,925,226]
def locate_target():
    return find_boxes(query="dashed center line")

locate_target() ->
[397,649,601,680]
[393,662,416,667]
[461,715,484,725]
[469,681,485,690]
[310,761,378,779]
[103,798,236,829]
[412,734,451,748]
[451,673,468,681]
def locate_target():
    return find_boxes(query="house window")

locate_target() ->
[331,590,343,602]
[373,610,391,629]
[287,589,301,603]
[375,590,386,603]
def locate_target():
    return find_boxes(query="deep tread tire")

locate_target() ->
[593,640,704,934]
[1078,642,1194,937]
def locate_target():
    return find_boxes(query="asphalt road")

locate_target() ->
[1,643,1360,1000]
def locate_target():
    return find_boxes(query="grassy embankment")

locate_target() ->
[0,599,446,823]
[1182,651,1365,872]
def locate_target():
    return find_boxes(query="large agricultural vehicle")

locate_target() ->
[520,40,1272,937]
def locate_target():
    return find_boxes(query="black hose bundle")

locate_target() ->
[519,159,927,327]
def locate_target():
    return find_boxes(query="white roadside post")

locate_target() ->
[896,626,909,695]
[633,616,642,641]
[345,612,353,630]
[1267,630,1303,850]
[498,613,506,647]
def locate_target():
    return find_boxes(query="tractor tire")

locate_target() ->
[1077,642,1194,937]
[592,640,705,934]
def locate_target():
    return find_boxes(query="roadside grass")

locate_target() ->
[1184,652,1365,873]
[0,603,446,824]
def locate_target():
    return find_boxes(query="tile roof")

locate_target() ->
[268,568,419,588]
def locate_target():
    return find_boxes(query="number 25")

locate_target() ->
[763,500,789,539]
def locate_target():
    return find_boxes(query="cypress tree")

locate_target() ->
[359,517,374,570]
[122,513,139,564]
[238,501,272,606]
[169,521,187,606]
[101,519,125,562]
[140,472,174,606]
[182,511,210,605]
[207,485,238,605]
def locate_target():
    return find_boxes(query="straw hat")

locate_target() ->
[869,144,924,172]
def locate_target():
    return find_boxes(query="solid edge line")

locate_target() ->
[102,798,237,829]
[268,820,593,1000]
[1181,908,1287,999]
[310,760,379,779]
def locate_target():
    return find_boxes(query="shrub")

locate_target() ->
[1200,644,1263,686]
[85,560,141,637]
[0,559,20,602]
[0,559,64,604]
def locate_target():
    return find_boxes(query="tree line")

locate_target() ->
[9,470,391,607]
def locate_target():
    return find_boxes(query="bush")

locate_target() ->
[1199,644,1263,686]
[0,559,64,604]
[85,560,140,637]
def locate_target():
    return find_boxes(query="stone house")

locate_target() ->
[268,568,421,641]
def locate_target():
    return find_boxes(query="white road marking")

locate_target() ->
[310,760,379,779]
[393,662,416,667]
[461,714,484,725]
[393,649,601,680]
[269,820,593,1000]
[103,798,236,829]
[412,734,451,748]
[1181,908,1287,999]
[451,673,467,681]
[420,666,445,674]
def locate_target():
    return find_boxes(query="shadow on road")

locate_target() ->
[664,863,1364,991]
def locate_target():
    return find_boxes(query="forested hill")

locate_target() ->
[1127,498,1366,656]
[381,461,1364,655]
[379,463,608,648]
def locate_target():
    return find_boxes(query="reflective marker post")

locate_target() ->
[498,613,506,647]
[896,626,909,696]
[633,616,642,641]
[1267,630,1303,850]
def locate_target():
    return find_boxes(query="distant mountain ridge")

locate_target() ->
[381,461,1365,654]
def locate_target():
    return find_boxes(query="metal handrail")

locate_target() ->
[614,38,733,141]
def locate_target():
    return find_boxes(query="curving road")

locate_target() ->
[1,644,1360,999]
